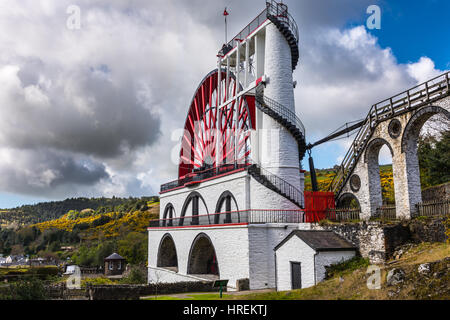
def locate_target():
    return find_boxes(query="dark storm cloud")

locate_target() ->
[0,148,109,197]
[0,0,444,200]
[4,60,161,159]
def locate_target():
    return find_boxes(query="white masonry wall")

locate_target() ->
[159,171,248,220]
[314,251,356,284]
[160,170,302,222]
[249,174,301,210]
[148,225,250,290]
[261,22,301,190]
[275,235,316,291]
[148,266,209,284]
[248,223,300,290]
[275,237,356,291]
[339,96,450,220]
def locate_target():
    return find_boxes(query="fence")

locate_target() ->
[326,208,361,222]
[415,199,450,218]
[149,201,449,228]
[375,206,397,221]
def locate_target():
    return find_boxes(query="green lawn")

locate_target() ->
[142,293,231,300]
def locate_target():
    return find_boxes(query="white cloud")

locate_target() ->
[295,25,447,168]
[0,0,446,202]
[406,57,444,83]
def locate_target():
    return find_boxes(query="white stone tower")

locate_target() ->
[149,1,308,292]
[261,22,301,189]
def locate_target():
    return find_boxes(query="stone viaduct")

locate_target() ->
[331,72,450,220]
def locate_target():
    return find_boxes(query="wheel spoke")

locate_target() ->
[179,70,251,177]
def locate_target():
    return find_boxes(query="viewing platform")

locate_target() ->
[148,209,305,228]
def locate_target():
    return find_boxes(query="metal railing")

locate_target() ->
[161,161,304,208]
[415,199,450,218]
[218,7,268,56]
[149,209,305,228]
[218,1,299,57]
[255,86,305,137]
[266,0,299,44]
[160,163,249,193]
[248,164,304,208]
[330,71,450,197]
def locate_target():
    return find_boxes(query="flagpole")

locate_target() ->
[225,14,227,43]
[224,7,228,44]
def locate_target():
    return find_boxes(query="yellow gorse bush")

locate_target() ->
[30,203,159,241]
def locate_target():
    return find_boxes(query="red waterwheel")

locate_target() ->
[179,69,256,178]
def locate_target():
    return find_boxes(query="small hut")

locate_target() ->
[104,253,126,276]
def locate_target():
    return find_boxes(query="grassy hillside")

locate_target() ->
[0,198,159,266]
[32,200,159,241]
[304,165,395,204]
[146,242,450,300]
[232,242,449,300]
[0,196,158,229]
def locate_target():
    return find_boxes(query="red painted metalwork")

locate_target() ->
[178,69,254,179]
[147,222,249,230]
[148,209,305,229]
[304,191,335,222]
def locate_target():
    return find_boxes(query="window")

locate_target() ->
[109,262,113,270]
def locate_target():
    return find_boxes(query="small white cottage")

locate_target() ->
[274,230,356,291]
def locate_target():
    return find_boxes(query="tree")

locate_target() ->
[118,232,148,265]
[418,130,450,188]
[9,278,48,300]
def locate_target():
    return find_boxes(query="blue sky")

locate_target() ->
[300,0,450,170]
[0,1,448,208]
[365,0,450,70]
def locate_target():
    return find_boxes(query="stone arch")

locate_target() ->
[187,233,219,277]
[364,137,395,216]
[364,138,394,164]
[157,233,178,272]
[400,105,450,214]
[401,105,450,153]
[214,191,239,224]
[162,203,175,226]
[179,191,209,226]
[337,193,361,209]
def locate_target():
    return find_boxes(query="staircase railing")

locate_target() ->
[266,0,299,44]
[330,71,450,197]
[218,0,299,59]
[255,87,305,137]
[248,163,304,208]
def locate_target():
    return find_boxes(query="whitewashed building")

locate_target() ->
[148,1,315,291]
[274,230,356,291]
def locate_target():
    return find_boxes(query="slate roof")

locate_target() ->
[104,253,125,261]
[274,230,356,252]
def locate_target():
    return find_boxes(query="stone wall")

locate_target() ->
[86,281,219,300]
[339,95,450,220]
[314,251,356,284]
[148,225,251,290]
[421,183,450,202]
[407,217,448,243]
[275,234,316,291]
[312,217,448,264]
[248,224,299,290]
[159,169,302,223]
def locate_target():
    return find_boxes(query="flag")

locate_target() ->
[223,8,229,16]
